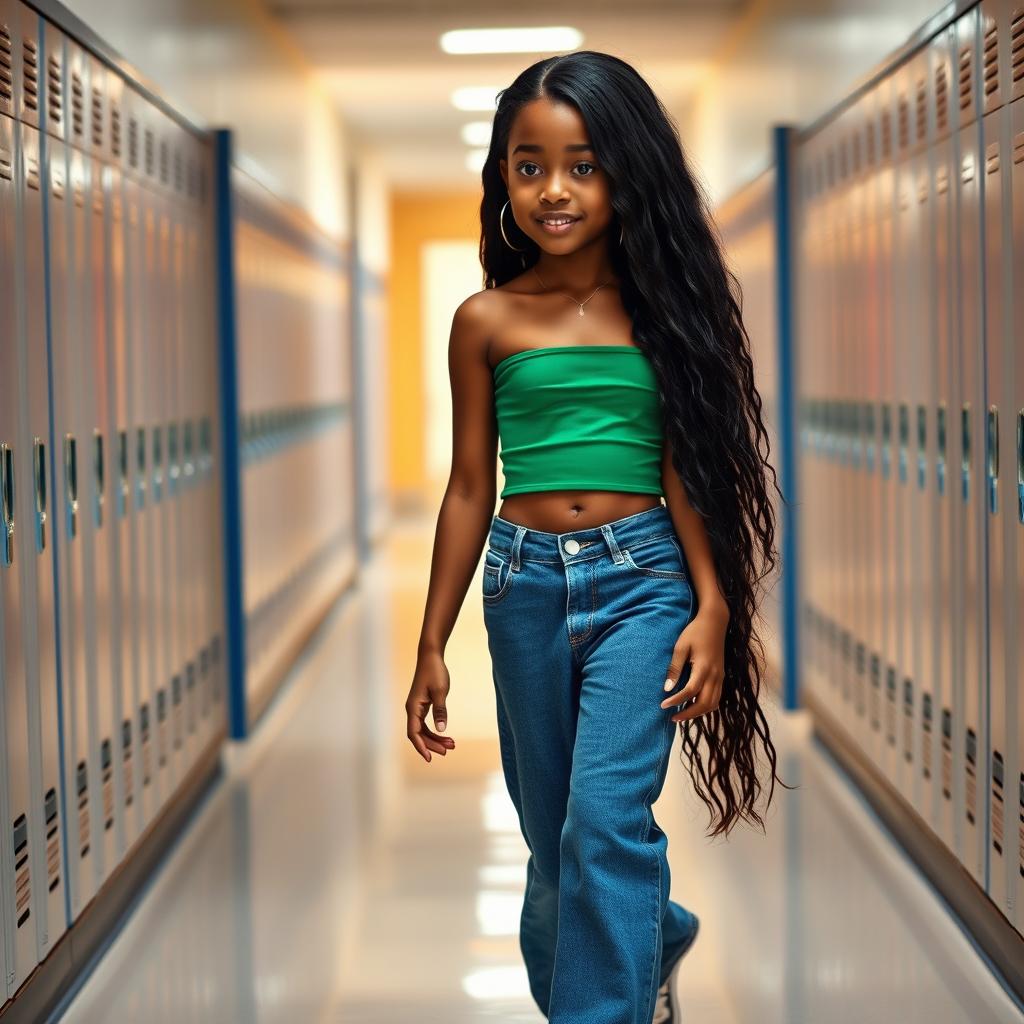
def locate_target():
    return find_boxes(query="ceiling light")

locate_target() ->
[440,26,583,54]
[461,121,493,147]
[451,85,505,111]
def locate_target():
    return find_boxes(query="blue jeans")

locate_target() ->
[482,503,701,1023]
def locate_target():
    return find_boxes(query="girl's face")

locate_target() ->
[499,96,614,254]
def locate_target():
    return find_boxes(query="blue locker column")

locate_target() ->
[979,0,1022,928]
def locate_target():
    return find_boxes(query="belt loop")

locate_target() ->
[511,525,527,570]
[600,523,624,565]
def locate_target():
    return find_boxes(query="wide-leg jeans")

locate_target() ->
[481,503,701,1023]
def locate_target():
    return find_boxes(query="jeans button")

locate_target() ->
[563,539,580,554]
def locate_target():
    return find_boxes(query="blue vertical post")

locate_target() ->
[213,129,247,739]
[772,124,801,711]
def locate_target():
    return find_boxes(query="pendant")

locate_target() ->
[578,306,585,316]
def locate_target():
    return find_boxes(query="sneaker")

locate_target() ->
[651,916,699,1024]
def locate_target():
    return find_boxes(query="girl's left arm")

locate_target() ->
[659,435,730,721]
[660,435,729,623]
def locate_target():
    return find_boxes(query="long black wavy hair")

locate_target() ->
[479,51,794,838]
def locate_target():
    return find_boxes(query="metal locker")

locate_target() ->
[954,4,988,888]
[1012,93,1024,936]
[862,85,885,769]
[80,51,117,884]
[2,3,48,986]
[54,37,98,916]
[0,98,39,996]
[123,86,157,831]
[102,66,135,858]
[913,48,937,819]
[875,72,901,787]
[981,2,1014,918]
[928,24,958,851]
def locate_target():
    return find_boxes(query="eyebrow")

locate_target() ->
[510,143,594,155]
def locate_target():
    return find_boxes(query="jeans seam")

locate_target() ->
[640,742,664,1024]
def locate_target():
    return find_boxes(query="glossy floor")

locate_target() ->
[54,515,1024,1023]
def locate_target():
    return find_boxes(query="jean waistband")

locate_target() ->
[488,503,676,566]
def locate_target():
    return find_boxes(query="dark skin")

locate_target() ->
[405,97,730,763]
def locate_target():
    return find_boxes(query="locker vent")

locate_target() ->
[914,74,927,141]
[958,42,973,110]
[187,157,197,198]
[23,38,38,112]
[866,121,876,166]
[111,103,121,158]
[1014,131,1024,164]
[838,137,848,180]
[71,70,83,138]
[881,109,892,159]
[897,90,909,149]
[826,145,835,187]
[935,61,949,133]
[174,148,183,192]
[128,117,139,168]
[47,55,62,130]
[1013,10,1024,84]
[0,147,11,181]
[983,20,999,97]
[159,138,168,184]
[0,25,14,107]
[852,129,861,175]
[91,86,103,148]
[986,141,999,176]
[144,126,154,176]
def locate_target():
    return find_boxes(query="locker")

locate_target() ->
[981,48,1013,920]
[52,36,100,914]
[83,53,119,884]
[1012,93,1024,935]
[954,4,988,887]
[0,101,38,996]
[928,24,958,851]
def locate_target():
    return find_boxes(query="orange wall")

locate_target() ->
[389,190,481,502]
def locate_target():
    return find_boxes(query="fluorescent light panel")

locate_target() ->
[440,26,582,54]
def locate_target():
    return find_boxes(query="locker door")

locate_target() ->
[929,25,958,850]
[1012,95,1024,935]
[59,105,98,921]
[982,88,1012,920]
[954,5,988,887]
[0,102,37,997]
[85,53,118,882]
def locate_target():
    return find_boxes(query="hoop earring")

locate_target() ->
[500,199,528,252]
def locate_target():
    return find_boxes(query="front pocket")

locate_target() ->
[621,535,689,579]
[482,548,514,603]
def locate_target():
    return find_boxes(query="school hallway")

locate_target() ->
[50,509,1022,1024]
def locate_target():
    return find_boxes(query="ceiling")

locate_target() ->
[266,0,748,188]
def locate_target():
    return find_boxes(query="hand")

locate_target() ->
[659,604,729,723]
[405,651,457,762]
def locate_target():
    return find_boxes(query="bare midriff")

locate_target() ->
[497,490,664,533]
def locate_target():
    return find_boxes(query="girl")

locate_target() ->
[405,50,790,1024]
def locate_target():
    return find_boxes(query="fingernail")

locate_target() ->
[664,678,674,691]
[438,721,446,732]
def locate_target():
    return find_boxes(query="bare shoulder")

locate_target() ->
[449,287,508,365]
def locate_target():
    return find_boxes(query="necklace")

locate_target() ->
[532,266,612,317]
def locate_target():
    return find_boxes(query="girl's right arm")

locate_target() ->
[405,289,499,763]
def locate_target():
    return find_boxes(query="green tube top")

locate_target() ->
[492,345,665,498]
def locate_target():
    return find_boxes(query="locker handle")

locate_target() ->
[152,425,163,502]
[986,406,998,516]
[64,434,78,540]
[936,402,947,497]
[118,429,129,518]
[34,438,46,552]
[1017,409,1023,525]
[1,443,13,567]
[93,429,104,528]
[961,403,971,502]
[135,426,147,509]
